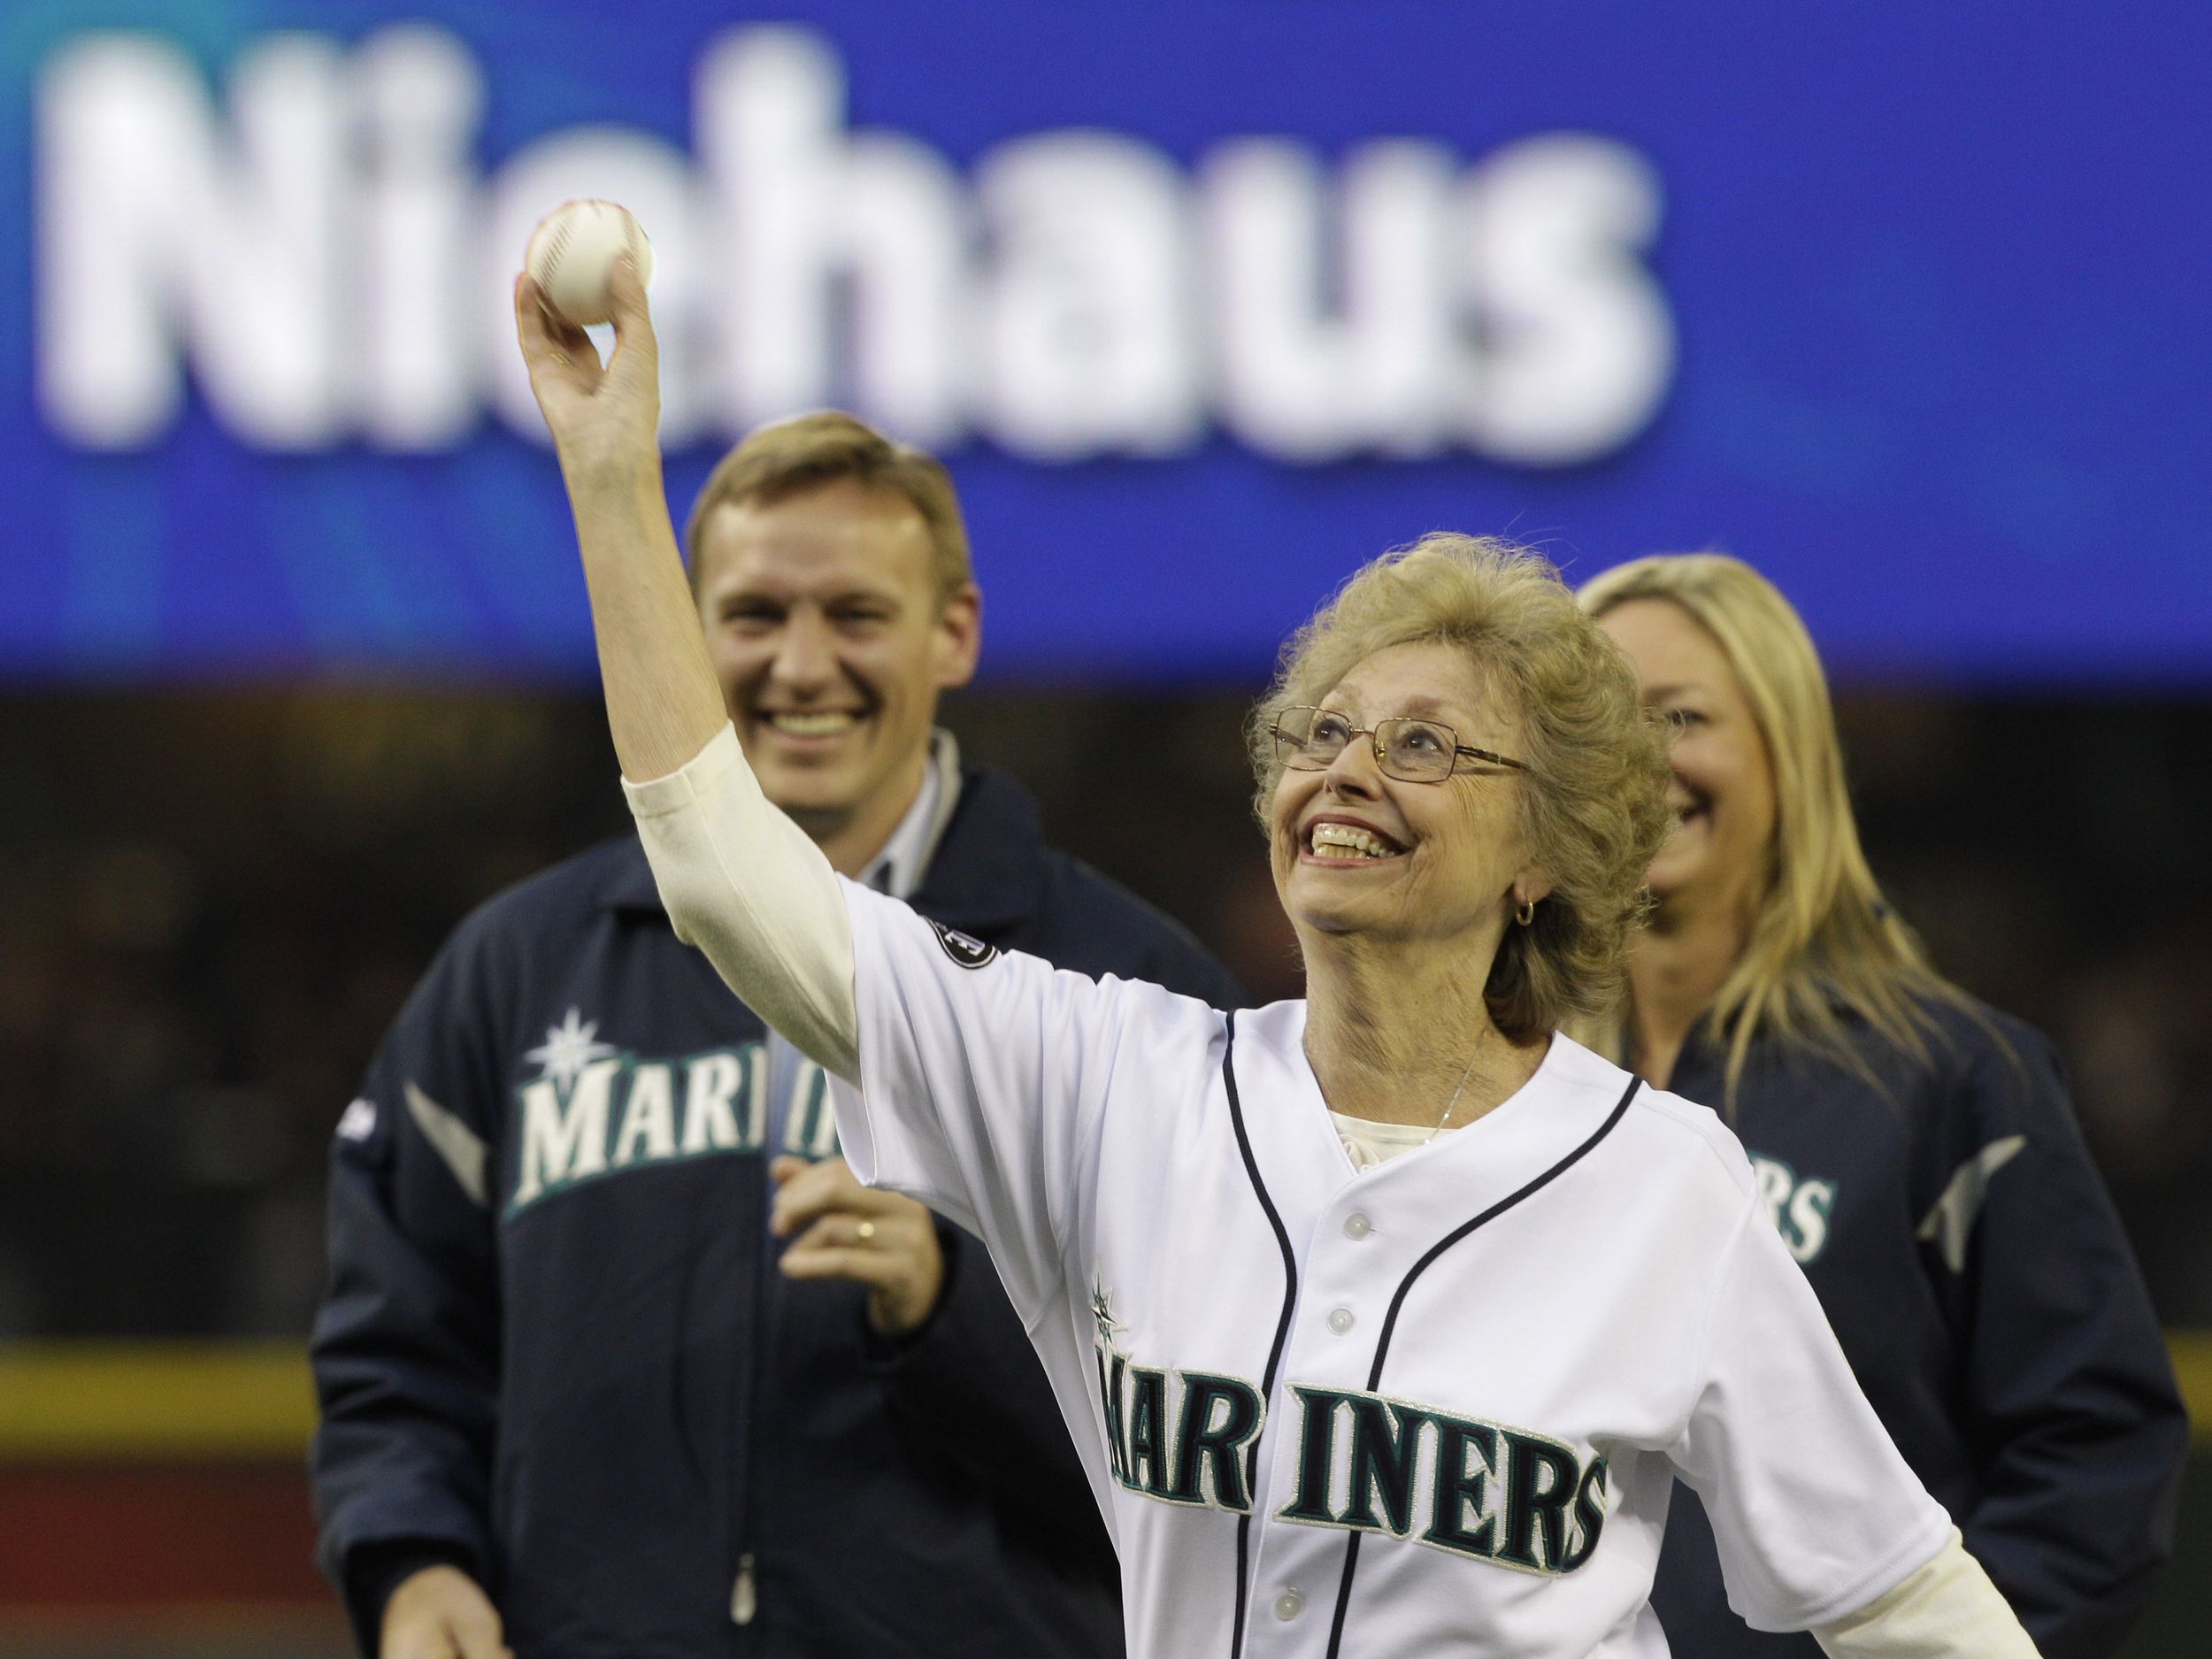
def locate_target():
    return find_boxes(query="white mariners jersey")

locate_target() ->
[830,884,1952,1659]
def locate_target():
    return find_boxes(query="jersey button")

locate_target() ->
[1273,1589,1303,1621]
[1342,1212,1372,1240]
[1327,1307,1356,1334]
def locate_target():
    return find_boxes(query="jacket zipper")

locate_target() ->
[733,1050,793,1646]
[730,1552,757,1625]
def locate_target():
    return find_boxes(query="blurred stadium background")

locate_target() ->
[3,3,2207,1655]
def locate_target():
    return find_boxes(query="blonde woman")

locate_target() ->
[1583,554,2185,1659]
[514,260,2041,1657]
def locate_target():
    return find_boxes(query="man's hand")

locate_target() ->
[770,1156,947,1336]
[513,256,661,488]
[381,1565,511,1659]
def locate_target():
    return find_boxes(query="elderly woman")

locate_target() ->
[516,261,2039,1658]
[1581,554,2185,1659]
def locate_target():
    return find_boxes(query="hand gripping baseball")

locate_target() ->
[514,255,660,484]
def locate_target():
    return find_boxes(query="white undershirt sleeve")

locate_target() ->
[621,723,859,1080]
[1812,1529,2040,1658]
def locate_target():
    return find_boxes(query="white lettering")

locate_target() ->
[1752,1156,1838,1263]
[681,1050,749,1153]
[1206,139,1456,459]
[611,1062,678,1165]
[34,26,1673,465]
[979,132,1200,457]
[744,1048,767,1148]
[38,33,347,447]
[1454,134,1673,465]
[513,1057,620,1205]
[695,28,968,442]
[356,25,481,449]
[783,1059,838,1159]
[1786,1179,1835,1263]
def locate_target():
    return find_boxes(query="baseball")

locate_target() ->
[525,200,653,327]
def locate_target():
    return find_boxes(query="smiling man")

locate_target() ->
[311,412,1241,1659]
[687,430,977,875]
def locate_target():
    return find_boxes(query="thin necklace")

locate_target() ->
[1425,1025,1491,1145]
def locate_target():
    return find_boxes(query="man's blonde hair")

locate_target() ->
[1578,553,1971,1100]
[683,411,972,601]
[1250,534,1674,1042]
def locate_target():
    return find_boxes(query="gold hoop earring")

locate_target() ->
[1515,899,1536,927]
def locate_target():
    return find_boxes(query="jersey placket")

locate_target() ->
[1217,1014,1426,1656]
[1241,1185,1425,1655]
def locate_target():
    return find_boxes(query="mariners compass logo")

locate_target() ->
[525,1008,619,1089]
[1091,1279,1124,1348]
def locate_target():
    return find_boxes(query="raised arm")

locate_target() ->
[513,262,721,780]
[514,258,856,1079]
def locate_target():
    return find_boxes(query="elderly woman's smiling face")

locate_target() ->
[1270,640,1542,950]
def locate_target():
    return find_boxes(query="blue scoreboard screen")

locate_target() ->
[4,3,2205,684]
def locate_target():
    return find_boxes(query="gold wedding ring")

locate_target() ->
[856,1220,877,1243]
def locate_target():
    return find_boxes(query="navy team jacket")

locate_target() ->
[1649,996,2186,1659]
[310,764,1242,1659]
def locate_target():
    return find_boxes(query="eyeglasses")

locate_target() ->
[1270,705,1530,784]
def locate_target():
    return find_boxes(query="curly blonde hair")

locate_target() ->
[1250,534,1673,1041]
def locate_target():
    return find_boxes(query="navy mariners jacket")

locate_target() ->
[310,762,1242,1659]
[1648,995,2186,1659]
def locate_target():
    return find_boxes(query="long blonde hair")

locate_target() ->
[1578,553,1967,1101]
[1254,534,1674,1043]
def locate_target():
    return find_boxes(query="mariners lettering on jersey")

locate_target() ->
[1092,1284,1266,1513]
[1090,1283,1607,1576]
[1275,1387,1609,1575]
[1749,1153,1838,1263]
[508,1010,841,1212]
